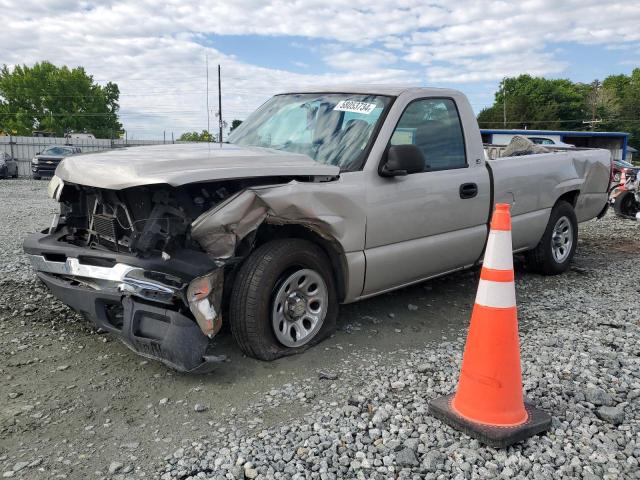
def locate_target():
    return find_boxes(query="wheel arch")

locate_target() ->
[556,189,580,207]
[243,223,348,303]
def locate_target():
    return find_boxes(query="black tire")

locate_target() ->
[229,238,338,360]
[613,191,639,219]
[525,201,578,275]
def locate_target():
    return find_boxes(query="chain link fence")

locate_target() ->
[0,135,170,177]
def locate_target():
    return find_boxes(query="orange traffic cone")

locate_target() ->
[429,203,551,448]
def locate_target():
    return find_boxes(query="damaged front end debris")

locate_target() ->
[25,169,355,371]
[24,245,226,372]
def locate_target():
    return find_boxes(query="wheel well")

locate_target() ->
[246,223,348,302]
[557,190,579,207]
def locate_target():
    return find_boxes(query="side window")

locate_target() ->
[390,98,466,172]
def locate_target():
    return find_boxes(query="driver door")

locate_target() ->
[363,97,490,295]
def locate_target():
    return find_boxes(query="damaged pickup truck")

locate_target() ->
[23,86,612,372]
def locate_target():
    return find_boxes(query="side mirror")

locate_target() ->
[380,144,425,177]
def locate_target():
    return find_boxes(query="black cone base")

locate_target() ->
[429,394,552,448]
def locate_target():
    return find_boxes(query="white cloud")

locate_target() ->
[1,0,639,137]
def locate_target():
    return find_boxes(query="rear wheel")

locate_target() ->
[525,201,578,275]
[613,191,639,219]
[229,238,338,360]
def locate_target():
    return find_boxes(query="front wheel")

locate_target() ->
[229,238,338,360]
[525,201,578,275]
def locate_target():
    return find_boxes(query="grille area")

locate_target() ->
[92,213,118,240]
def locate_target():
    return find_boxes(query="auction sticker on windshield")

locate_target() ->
[334,100,377,115]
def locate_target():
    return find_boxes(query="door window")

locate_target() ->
[390,98,466,171]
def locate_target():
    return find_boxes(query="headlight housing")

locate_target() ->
[47,175,65,201]
[31,157,39,165]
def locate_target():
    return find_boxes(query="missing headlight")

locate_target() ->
[187,269,224,338]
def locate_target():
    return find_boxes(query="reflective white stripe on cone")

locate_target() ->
[483,230,513,271]
[475,279,517,309]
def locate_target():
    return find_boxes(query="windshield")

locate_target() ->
[228,93,392,171]
[41,146,74,156]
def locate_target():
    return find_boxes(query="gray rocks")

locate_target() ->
[318,370,338,380]
[11,463,28,473]
[2,183,639,480]
[108,461,123,474]
[595,405,625,425]
[424,450,445,471]
[585,386,613,406]
[396,447,419,467]
[371,407,390,425]
[244,467,258,479]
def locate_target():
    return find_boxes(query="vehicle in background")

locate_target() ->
[0,152,19,179]
[481,129,630,163]
[31,146,81,180]
[612,159,640,183]
[612,171,640,220]
[528,137,575,148]
[24,86,611,372]
[32,130,57,138]
[65,132,96,141]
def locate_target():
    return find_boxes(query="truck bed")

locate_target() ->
[486,147,611,250]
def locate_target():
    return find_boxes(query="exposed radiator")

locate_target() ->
[92,213,118,241]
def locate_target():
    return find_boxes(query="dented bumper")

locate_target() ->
[23,230,225,372]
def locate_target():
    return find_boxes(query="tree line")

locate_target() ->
[0,62,122,138]
[478,70,640,149]
[178,120,243,142]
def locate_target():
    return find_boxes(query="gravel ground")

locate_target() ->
[0,179,638,479]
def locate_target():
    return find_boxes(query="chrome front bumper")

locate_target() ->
[26,254,185,305]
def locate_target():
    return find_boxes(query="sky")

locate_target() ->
[1,0,640,139]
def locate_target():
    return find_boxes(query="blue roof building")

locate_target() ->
[480,129,631,161]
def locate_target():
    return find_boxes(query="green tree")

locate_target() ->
[478,75,588,130]
[613,69,640,150]
[178,130,216,142]
[230,119,243,132]
[477,70,640,152]
[0,61,122,138]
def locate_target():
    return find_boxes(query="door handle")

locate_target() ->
[459,183,478,199]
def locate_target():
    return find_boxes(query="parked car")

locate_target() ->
[0,152,18,178]
[527,136,575,148]
[23,86,611,372]
[31,145,81,179]
[0,152,19,179]
[65,132,95,140]
[612,159,639,183]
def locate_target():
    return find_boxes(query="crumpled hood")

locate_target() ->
[55,143,339,189]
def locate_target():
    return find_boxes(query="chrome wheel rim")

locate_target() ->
[272,268,328,348]
[551,216,573,263]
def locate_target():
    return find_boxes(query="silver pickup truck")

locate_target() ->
[23,86,611,371]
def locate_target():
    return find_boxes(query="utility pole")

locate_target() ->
[583,80,602,130]
[206,54,210,137]
[502,79,507,128]
[218,64,223,144]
